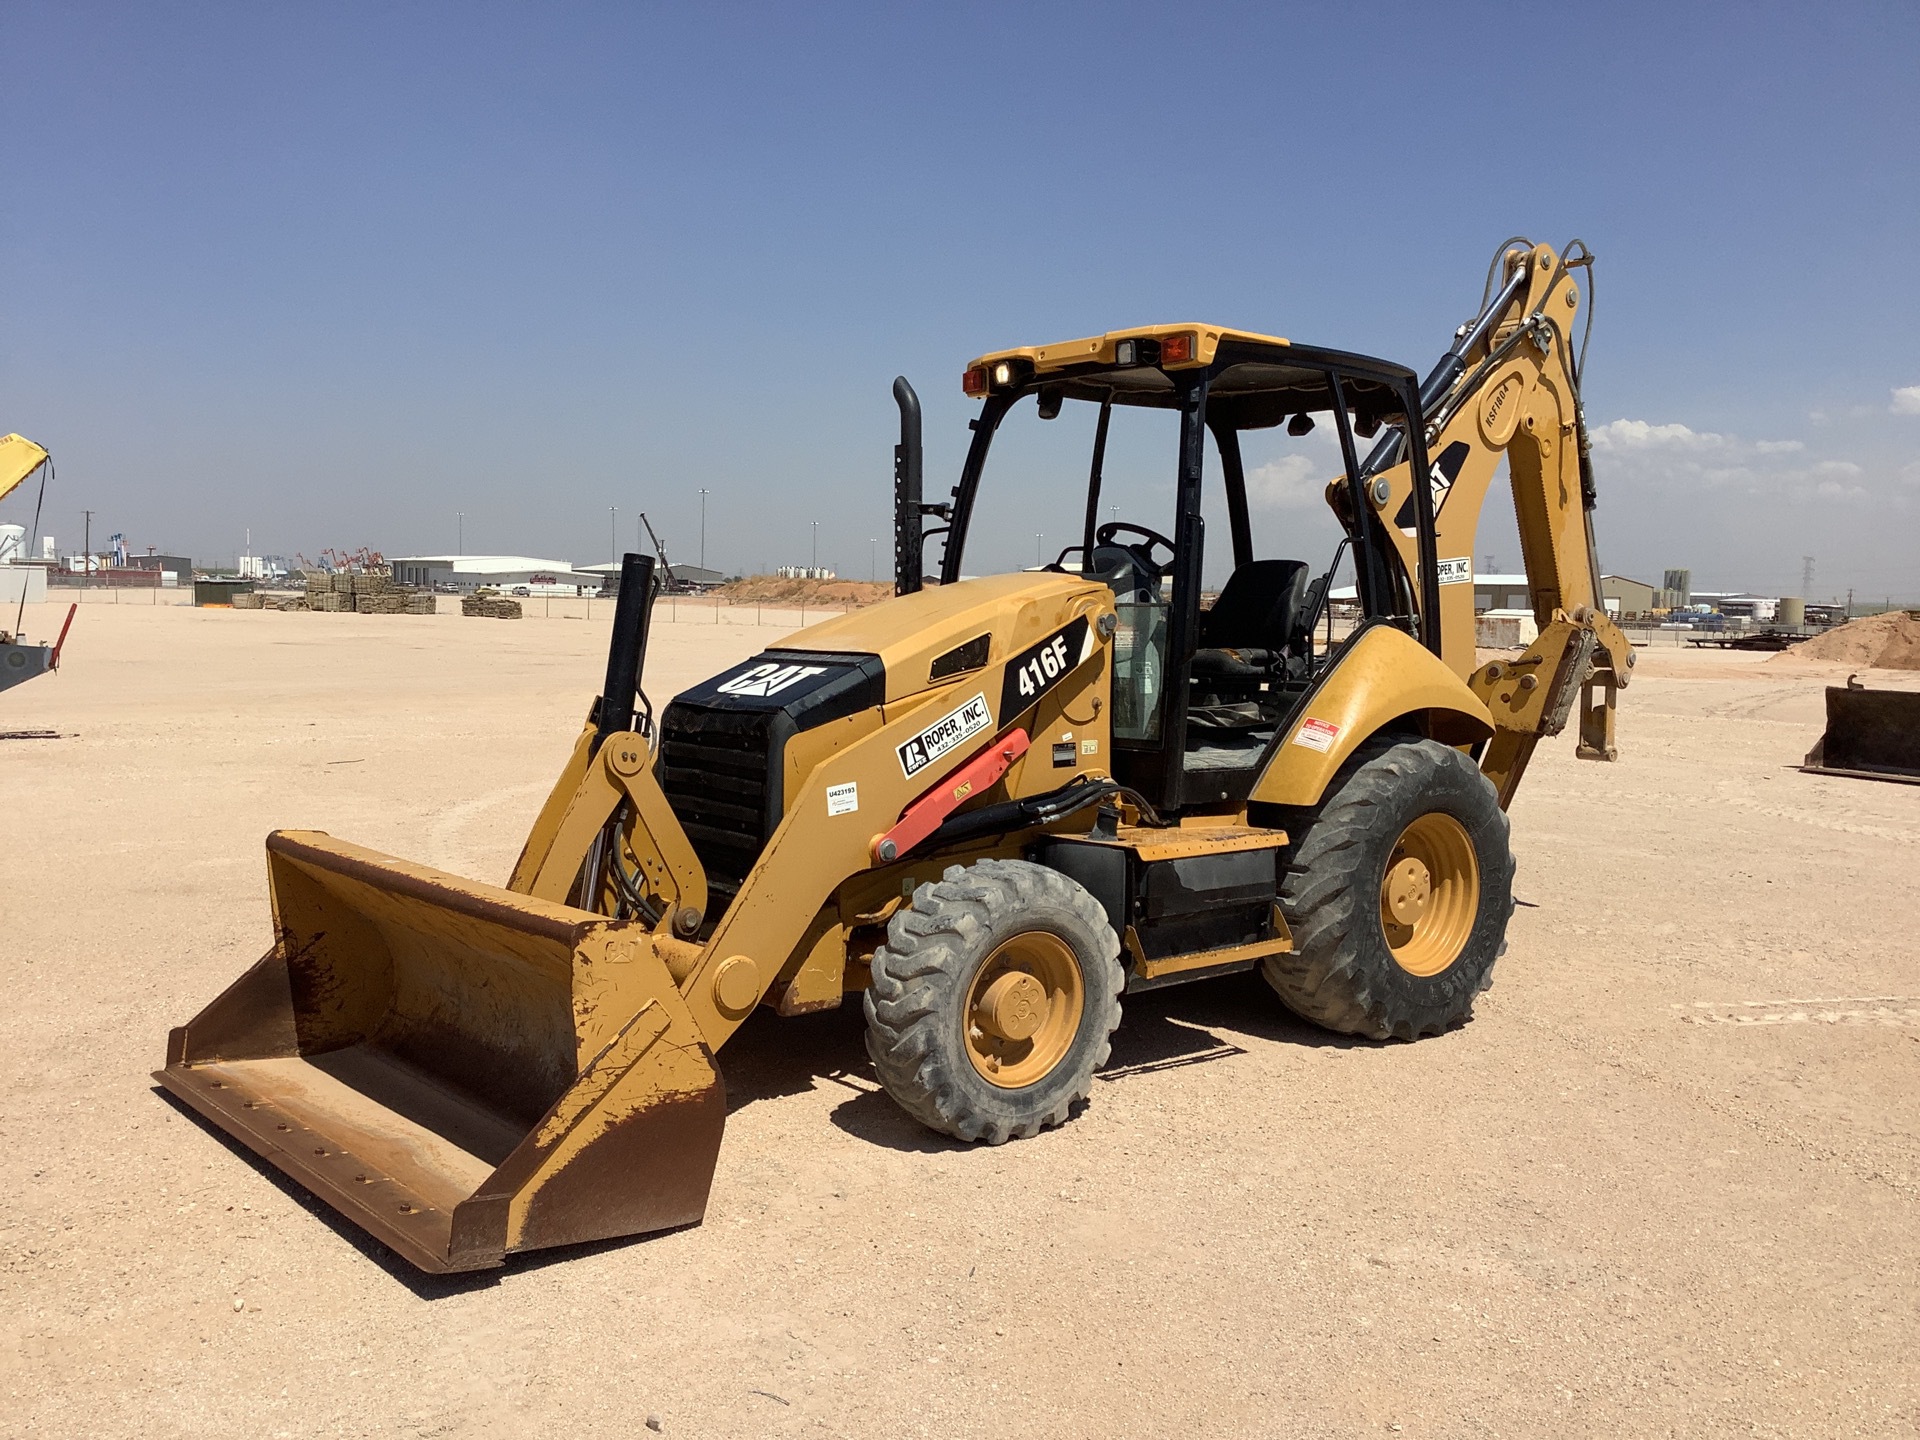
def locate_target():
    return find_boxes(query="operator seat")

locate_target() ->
[1088,543,1160,602]
[1191,559,1311,678]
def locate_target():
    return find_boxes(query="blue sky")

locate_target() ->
[5,3,1917,600]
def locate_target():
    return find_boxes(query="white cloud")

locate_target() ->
[1588,419,1725,451]
[1590,416,1888,507]
[1245,454,1327,510]
[1891,386,1920,415]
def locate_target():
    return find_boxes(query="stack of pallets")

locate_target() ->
[461,595,524,619]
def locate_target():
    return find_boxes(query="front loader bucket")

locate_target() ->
[155,831,726,1273]
[1801,685,1920,785]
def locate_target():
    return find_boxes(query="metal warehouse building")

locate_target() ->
[387,555,605,594]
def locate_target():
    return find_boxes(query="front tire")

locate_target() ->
[1262,738,1514,1040]
[864,859,1123,1144]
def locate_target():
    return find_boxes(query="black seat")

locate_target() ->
[1088,543,1160,602]
[1191,559,1311,677]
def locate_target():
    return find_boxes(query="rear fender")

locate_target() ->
[1251,625,1494,810]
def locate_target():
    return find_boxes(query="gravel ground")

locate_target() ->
[2,601,1916,1438]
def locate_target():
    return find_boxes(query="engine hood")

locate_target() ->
[766,572,1111,705]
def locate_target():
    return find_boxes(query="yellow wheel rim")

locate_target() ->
[963,932,1085,1089]
[1380,812,1479,977]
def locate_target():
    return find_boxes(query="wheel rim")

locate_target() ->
[963,932,1085,1088]
[1380,811,1480,977]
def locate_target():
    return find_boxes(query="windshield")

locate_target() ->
[944,391,1356,590]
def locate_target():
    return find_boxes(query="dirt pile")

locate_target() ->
[1774,610,1920,670]
[718,574,894,608]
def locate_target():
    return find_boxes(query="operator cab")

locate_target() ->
[903,324,1440,818]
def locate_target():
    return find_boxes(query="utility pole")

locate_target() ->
[699,489,709,572]
[83,509,93,588]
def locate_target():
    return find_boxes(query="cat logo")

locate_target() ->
[715,662,828,698]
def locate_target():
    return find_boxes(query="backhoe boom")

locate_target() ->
[1359,240,1631,804]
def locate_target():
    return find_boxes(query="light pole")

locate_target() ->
[457,512,464,556]
[609,506,617,564]
[869,537,877,582]
[811,520,819,574]
[1035,532,1044,566]
[82,509,93,588]
[699,489,709,571]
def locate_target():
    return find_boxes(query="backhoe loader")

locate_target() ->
[158,238,1631,1272]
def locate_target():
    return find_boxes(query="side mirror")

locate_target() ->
[1036,386,1064,421]
[1287,413,1316,437]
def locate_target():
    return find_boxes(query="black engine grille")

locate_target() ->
[658,713,777,914]
[656,649,886,922]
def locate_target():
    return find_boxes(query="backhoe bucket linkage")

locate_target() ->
[154,831,725,1272]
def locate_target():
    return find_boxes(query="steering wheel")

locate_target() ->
[1095,520,1177,575]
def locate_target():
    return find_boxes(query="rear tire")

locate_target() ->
[864,859,1123,1143]
[1263,738,1514,1040]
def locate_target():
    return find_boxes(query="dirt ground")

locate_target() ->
[3,601,1916,1438]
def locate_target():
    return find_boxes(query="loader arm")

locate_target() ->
[1356,240,1632,805]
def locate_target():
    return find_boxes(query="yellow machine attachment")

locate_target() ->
[158,832,725,1272]
[1801,678,1920,785]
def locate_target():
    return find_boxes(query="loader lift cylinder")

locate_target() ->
[596,552,657,746]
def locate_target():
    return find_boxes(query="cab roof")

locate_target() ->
[968,322,1288,374]
[963,324,1418,426]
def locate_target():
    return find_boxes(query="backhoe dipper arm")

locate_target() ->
[1357,240,1632,807]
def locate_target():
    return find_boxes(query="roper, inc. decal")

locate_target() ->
[897,693,993,777]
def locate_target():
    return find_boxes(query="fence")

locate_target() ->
[42,580,195,605]
[22,589,1818,650]
[525,592,861,628]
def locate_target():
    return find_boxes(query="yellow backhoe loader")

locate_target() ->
[158,238,1631,1272]
[1,433,69,694]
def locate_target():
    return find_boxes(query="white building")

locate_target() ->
[1329,571,1532,613]
[576,560,726,592]
[387,555,606,594]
